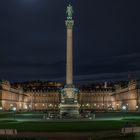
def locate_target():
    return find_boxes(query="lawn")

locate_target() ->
[0,120,130,132]
[1,112,140,132]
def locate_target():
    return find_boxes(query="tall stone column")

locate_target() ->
[59,5,79,118]
[66,7,74,85]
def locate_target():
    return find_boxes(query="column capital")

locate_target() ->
[66,20,74,29]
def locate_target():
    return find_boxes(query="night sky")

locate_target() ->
[0,0,140,84]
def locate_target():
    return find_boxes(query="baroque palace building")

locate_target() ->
[0,79,140,111]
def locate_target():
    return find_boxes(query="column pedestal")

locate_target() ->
[59,85,80,118]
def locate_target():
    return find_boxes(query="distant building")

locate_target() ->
[0,80,28,110]
[0,79,140,111]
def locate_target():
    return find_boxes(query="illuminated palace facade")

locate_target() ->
[0,79,140,111]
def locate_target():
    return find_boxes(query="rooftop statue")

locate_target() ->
[66,4,73,20]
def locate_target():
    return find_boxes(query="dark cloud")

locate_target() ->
[0,0,140,83]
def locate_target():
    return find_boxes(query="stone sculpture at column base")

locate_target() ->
[59,84,80,118]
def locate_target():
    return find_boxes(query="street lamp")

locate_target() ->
[116,104,119,110]
[0,107,3,111]
[29,104,32,110]
[24,105,28,110]
[12,107,16,120]
[122,105,126,110]
[122,105,127,118]
[136,105,139,111]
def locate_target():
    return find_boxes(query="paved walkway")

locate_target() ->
[17,130,120,140]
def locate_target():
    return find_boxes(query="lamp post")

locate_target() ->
[116,104,119,111]
[122,105,126,118]
[0,107,3,111]
[136,105,139,111]
[12,107,16,120]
